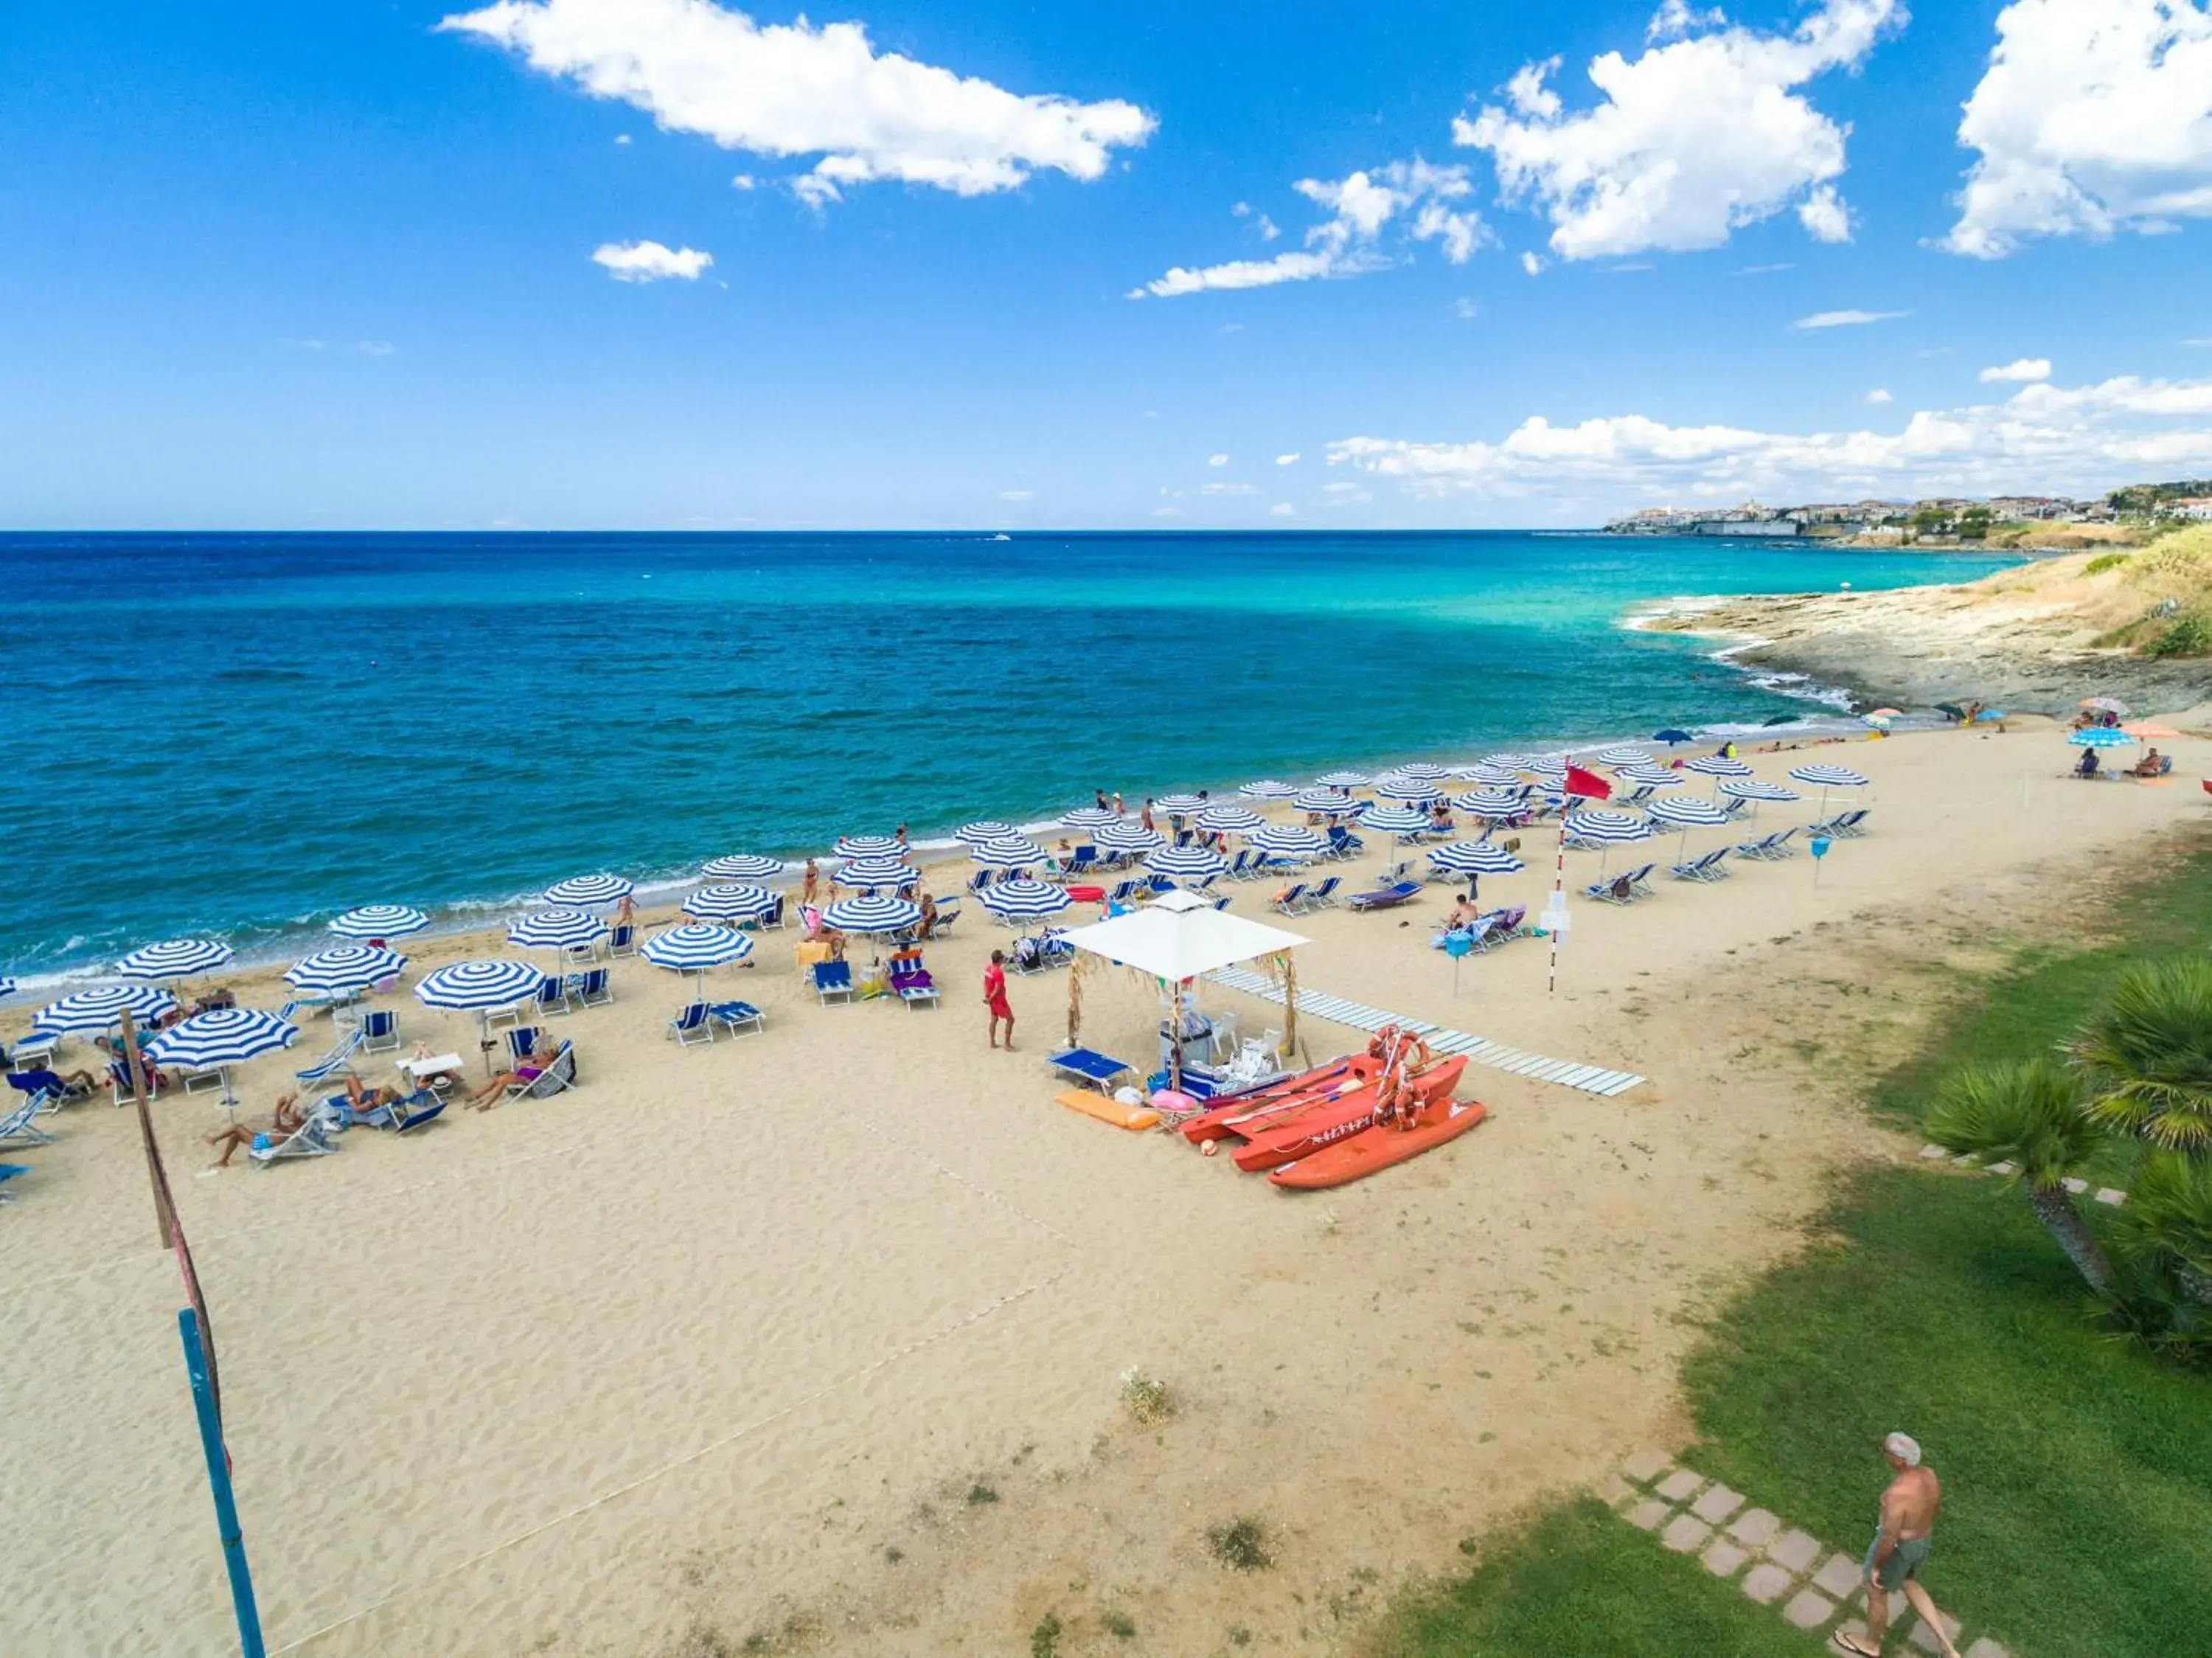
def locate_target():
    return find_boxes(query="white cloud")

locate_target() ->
[1944,0,2212,259]
[1980,356,2053,384]
[614,132,632,145]
[1521,251,1547,275]
[1202,481,1260,495]
[1270,502,1296,517]
[1151,506,1185,518]
[1275,452,1301,465]
[1207,453,1229,467]
[1866,386,1893,403]
[440,0,1153,204]
[997,488,1034,501]
[1324,371,2212,513]
[1795,308,1908,328]
[591,239,714,280]
[731,172,757,190]
[1455,296,1481,319]
[1232,201,1282,241]
[1130,158,1485,298]
[1456,0,1902,260]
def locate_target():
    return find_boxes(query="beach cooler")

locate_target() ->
[1065,884,1105,904]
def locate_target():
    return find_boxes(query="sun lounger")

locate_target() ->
[0,1162,31,1203]
[1270,883,1307,915]
[570,967,614,1007]
[0,1092,58,1147]
[358,1009,400,1052]
[1736,827,1801,860]
[1348,880,1422,912]
[1624,863,1657,898]
[929,897,961,935]
[1586,873,1636,903]
[605,923,638,957]
[533,974,573,1019]
[507,1040,577,1098]
[1048,1047,1135,1093]
[9,1031,58,1070]
[1326,828,1365,859]
[248,1100,344,1165]
[1305,876,1343,909]
[888,950,941,1010]
[811,959,855,1005]
[1670,847,1732,882]
[344,1086,446,1131]
[668,1002,714,1045]
[1812,808,1871,838]
[709,1000,765,1036]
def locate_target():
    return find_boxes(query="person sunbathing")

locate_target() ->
[205,1092,306,1168]
[2074,749,2101,779]
[339,1075,411,1121]
[467,1038,561,1109]
[12,1064,100,1100]
[2130,748,2166,778]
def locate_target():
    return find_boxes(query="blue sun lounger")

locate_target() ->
[1048,1047,1135,1093]
[1348,880,1422,912]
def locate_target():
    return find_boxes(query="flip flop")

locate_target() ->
[1832,1634,1880,1658]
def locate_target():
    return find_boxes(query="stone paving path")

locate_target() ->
[1602,1450,2014,1658]
[1918,1143,2128,1206]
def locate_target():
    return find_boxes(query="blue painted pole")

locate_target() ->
[178,1307,266,1658]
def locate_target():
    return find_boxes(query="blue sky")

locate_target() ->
[4,0,2211,529]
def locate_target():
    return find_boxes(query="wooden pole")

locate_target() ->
[120,1010,175,1248]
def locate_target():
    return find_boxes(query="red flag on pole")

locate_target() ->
[1564,764,1612,800]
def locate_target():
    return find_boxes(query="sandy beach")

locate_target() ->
[7,717,2209,1657]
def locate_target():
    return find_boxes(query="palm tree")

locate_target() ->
[2076,958,2212,1154]
[2119,1150,2212,1314]
[1927,1059,2117,1300]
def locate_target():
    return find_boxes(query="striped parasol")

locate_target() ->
[835,856,919,889]
[1314,770,1370,788]
[955,820,1020,845]
[1456,763,1523,787]
[1196,803,1265,833]
[1377,775,1444,804]
[1429,840,1525,875]
[1145,844,1228,881]
[1154,793,1208,816]
[1291,787,1358,815]
[641,923,754,972]
[145,1007,299,1070]
[1481,753,1532,771]
[330,904,429,940]
[285,946,406,995]
[1615,763,1684,786]
[1093,821,1164,853]
[1357,804,1432,836]
[821,895,922,935]
[1685,755,1754,777]
[1248,823,1327,859]
[2068,726,2135,749]
[35,984,177,1033]
[1720,780,1801,802]
[1593,745,1652,767]
[701,854,786,882]
[1453,788,1527,817]
[1562,809,1652,844]
[1525,757,1568,780]
[834,835,904,860]
[507,909,609,951]
[1390,762,1450,782]
[1787,765,1868,787]
[1648,796,1733,828]
[543,873,634,908]
[1238,780,1300,799]
[416,959,543,1010]
[1061,807,1120,830]
[970,835,1046,869]
[982,879,1071,919]
[117,939,234,980]
[684,883,779,922]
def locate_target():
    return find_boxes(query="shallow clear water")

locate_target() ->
[0,530,2010,978]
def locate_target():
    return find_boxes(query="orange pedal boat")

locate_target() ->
[1268,1096,1488,1190]
[1231,1056,1467,1172]
[1180,1055,1374,1143]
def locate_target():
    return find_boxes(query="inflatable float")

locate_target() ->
[1268,1097,1488,1190]
[1231,1056,1467,1172]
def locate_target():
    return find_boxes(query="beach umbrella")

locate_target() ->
[285,946,406,996]
[1861,713,1893,730]
[1153,793,1208,816]
[0,977,14,1001]
[1291,787,1357,815]
[955,820,1020,845]
[1562,809,1652,844]
[1615,763,1683,787]
[2081,696,2129,715]
[1314,770,1370,788]
[1789,763,1869,814]
[684,883,779,923]
[1430,840,1525,875]
[117,939,234,981]
[982,878,1072,920]
[543,873,633,909]
[1720,780,1800,804]
[1195,803,1265,833]
[1481,752,1532,769]
[821,894,922,935]
[1357,804,1431,836]
[35,984,177,1034]
[2068,726,2135,748]
[1248,823,1327,859]
[1592,746,1650,767]
[145,1007,299,1106]
[1652,728,1695,745]
[1390,762,1450,782]
[700,854,785,882]
[507,909,609,952]
[1456,763,1523,787]
[1094,821,1165,853]
[330,904,428,940]
[970,835,1045,869]
[1061,807,1121,830]
[834,835,903,860]
[1686,755,1754,777]
[1377,775,1444,804]
[2122,721,2183,740]
[641,923,754,974]
[1453,787,1528,817]
[835,856,920,889]
[416,959,543,1011]
[1649,797,1733,828]
[1145,844,1228,881]
[1525,761,1568,786]
[1238,779,1300,799]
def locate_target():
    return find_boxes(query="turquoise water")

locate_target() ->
[0,531,2011,979]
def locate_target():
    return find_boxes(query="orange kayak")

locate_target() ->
[1268,1096,1488,1190]
[1232,1057,1468,1172]
[1180,1055,1374,1142]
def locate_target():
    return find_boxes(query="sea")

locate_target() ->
[0,530,2014,983]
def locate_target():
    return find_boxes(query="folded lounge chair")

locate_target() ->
[1348,880,1422,912]
[1048,1047,1135,1093]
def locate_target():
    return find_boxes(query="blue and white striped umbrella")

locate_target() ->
[1314,770,1370,788]
[117,939,234,980]
[1453,788,1527,817]
[1146,844,1228,881]
[1196,803,1265,833]
[1787,764,1868,787]
[1093,821,1164,852]
[35,984,178,1033]
[1239,779,1300,799]
[1648,796,1733,828]
[956,820,1020,845]
[2068,726,2135,748]
[543,873,634,908]
[1292,787,1357,815]
[982,878,1071,919]
[821,895,922,934]
[642,923,754,972]
[508,909,609,951]
[701,854,786,882]
[1593,745,1652,767]
[836,856,919,889]
[1429,840,1525,875]
[285,946,407,995]
[1481,753,1532,771]
[416,959,543,1010]
[330,904,429,940]
[0,977,14,1001]
[1249,823,1327,859]
[971,835,1045,869]
[835,835,904,860]
[1377,775,1444,804]
[1615,763,1684,786]
[1525,757,1568,780]
[1390,762,1450,782]
[1062,807,1121,829]
[145,1007,299,1069]
[1686,755,1755,777]
[1154,793,1208,816]
[1563,809,1652,844]
[1456,763,1523,787]
[1721,780,1801,802]
[1357,804,1432,835]
[685,883,779,922]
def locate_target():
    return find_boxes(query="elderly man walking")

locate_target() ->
[1834,1432,1963,1658]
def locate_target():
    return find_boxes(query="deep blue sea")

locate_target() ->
[0,531,2012,981]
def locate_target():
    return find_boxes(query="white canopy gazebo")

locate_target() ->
[1057,890,1309,1088]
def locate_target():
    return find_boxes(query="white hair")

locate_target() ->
[1884,1432,1922,1467]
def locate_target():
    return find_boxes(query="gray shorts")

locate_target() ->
[1864,1532,1932,1592]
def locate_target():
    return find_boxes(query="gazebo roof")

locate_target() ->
[1057,891,1307,982]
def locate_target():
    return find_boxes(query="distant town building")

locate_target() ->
[1604,492,2104,536]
